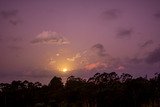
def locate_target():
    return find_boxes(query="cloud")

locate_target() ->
[0,10,18,19]
[9,19,22,26]
[0,10,21,25]
[21,69,54,78]
[140,40,153,48]
[116,28,133,39]
[115,65,125,71]
[145,46,160,64]
[82,44,126,72]
[0,35,3,42]
[154,11,160,19]
[91,43,106,57]
[66,51,87,62]
[31,31,70,45]
[0,69,54,81]
[84,62,106,70]
[101,9,121,20]
[128,57,143,64]
[7,45,23,51]
[67,53,81,62]
[83,60,125,73]
[49,59,56,65]
[10,37,23,42]
[0,36,23,43]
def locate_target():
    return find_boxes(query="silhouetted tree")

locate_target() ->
[48,76,64,107]
[0,72,160,107]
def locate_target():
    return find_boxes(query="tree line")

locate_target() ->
[0,72,160,107]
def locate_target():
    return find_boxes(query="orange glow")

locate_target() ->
[84,62,108,70]
[85,62,100,70]
[62,68,68,72]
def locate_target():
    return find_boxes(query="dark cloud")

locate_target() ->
[9,19,22,26]
[0,36,23,43]
[91,43,106,57]
[10,37,23,42]
[0,10,21,25]
[140,40,153,48]
[101,9,121,20]
[128,57,143,64]
[7,45,23,50]
[0,35,3,42]
[0,71,12,78]
[154,11,160,19]
[0,69,53,82]
[0,10,18,19]
[116,28,133,39]
[21,69,54,78]
[145,46,160,64]
[31,31,70,45]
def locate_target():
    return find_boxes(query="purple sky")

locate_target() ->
[0,0,160,84]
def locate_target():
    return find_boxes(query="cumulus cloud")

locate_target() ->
[81,44,126,72]
[101,9,121,20]
[140,40,153,48]
[0,10,21,25]
[116,28,133,39]
[145,46,160,64]
[31,31,70,45]
[91,43,106,57]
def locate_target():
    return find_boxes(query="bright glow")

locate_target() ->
[62,68,68,73]
[48,56,75,73]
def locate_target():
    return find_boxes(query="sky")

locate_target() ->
[0,0,160,84]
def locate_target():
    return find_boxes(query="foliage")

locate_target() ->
[0,72,160,107]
